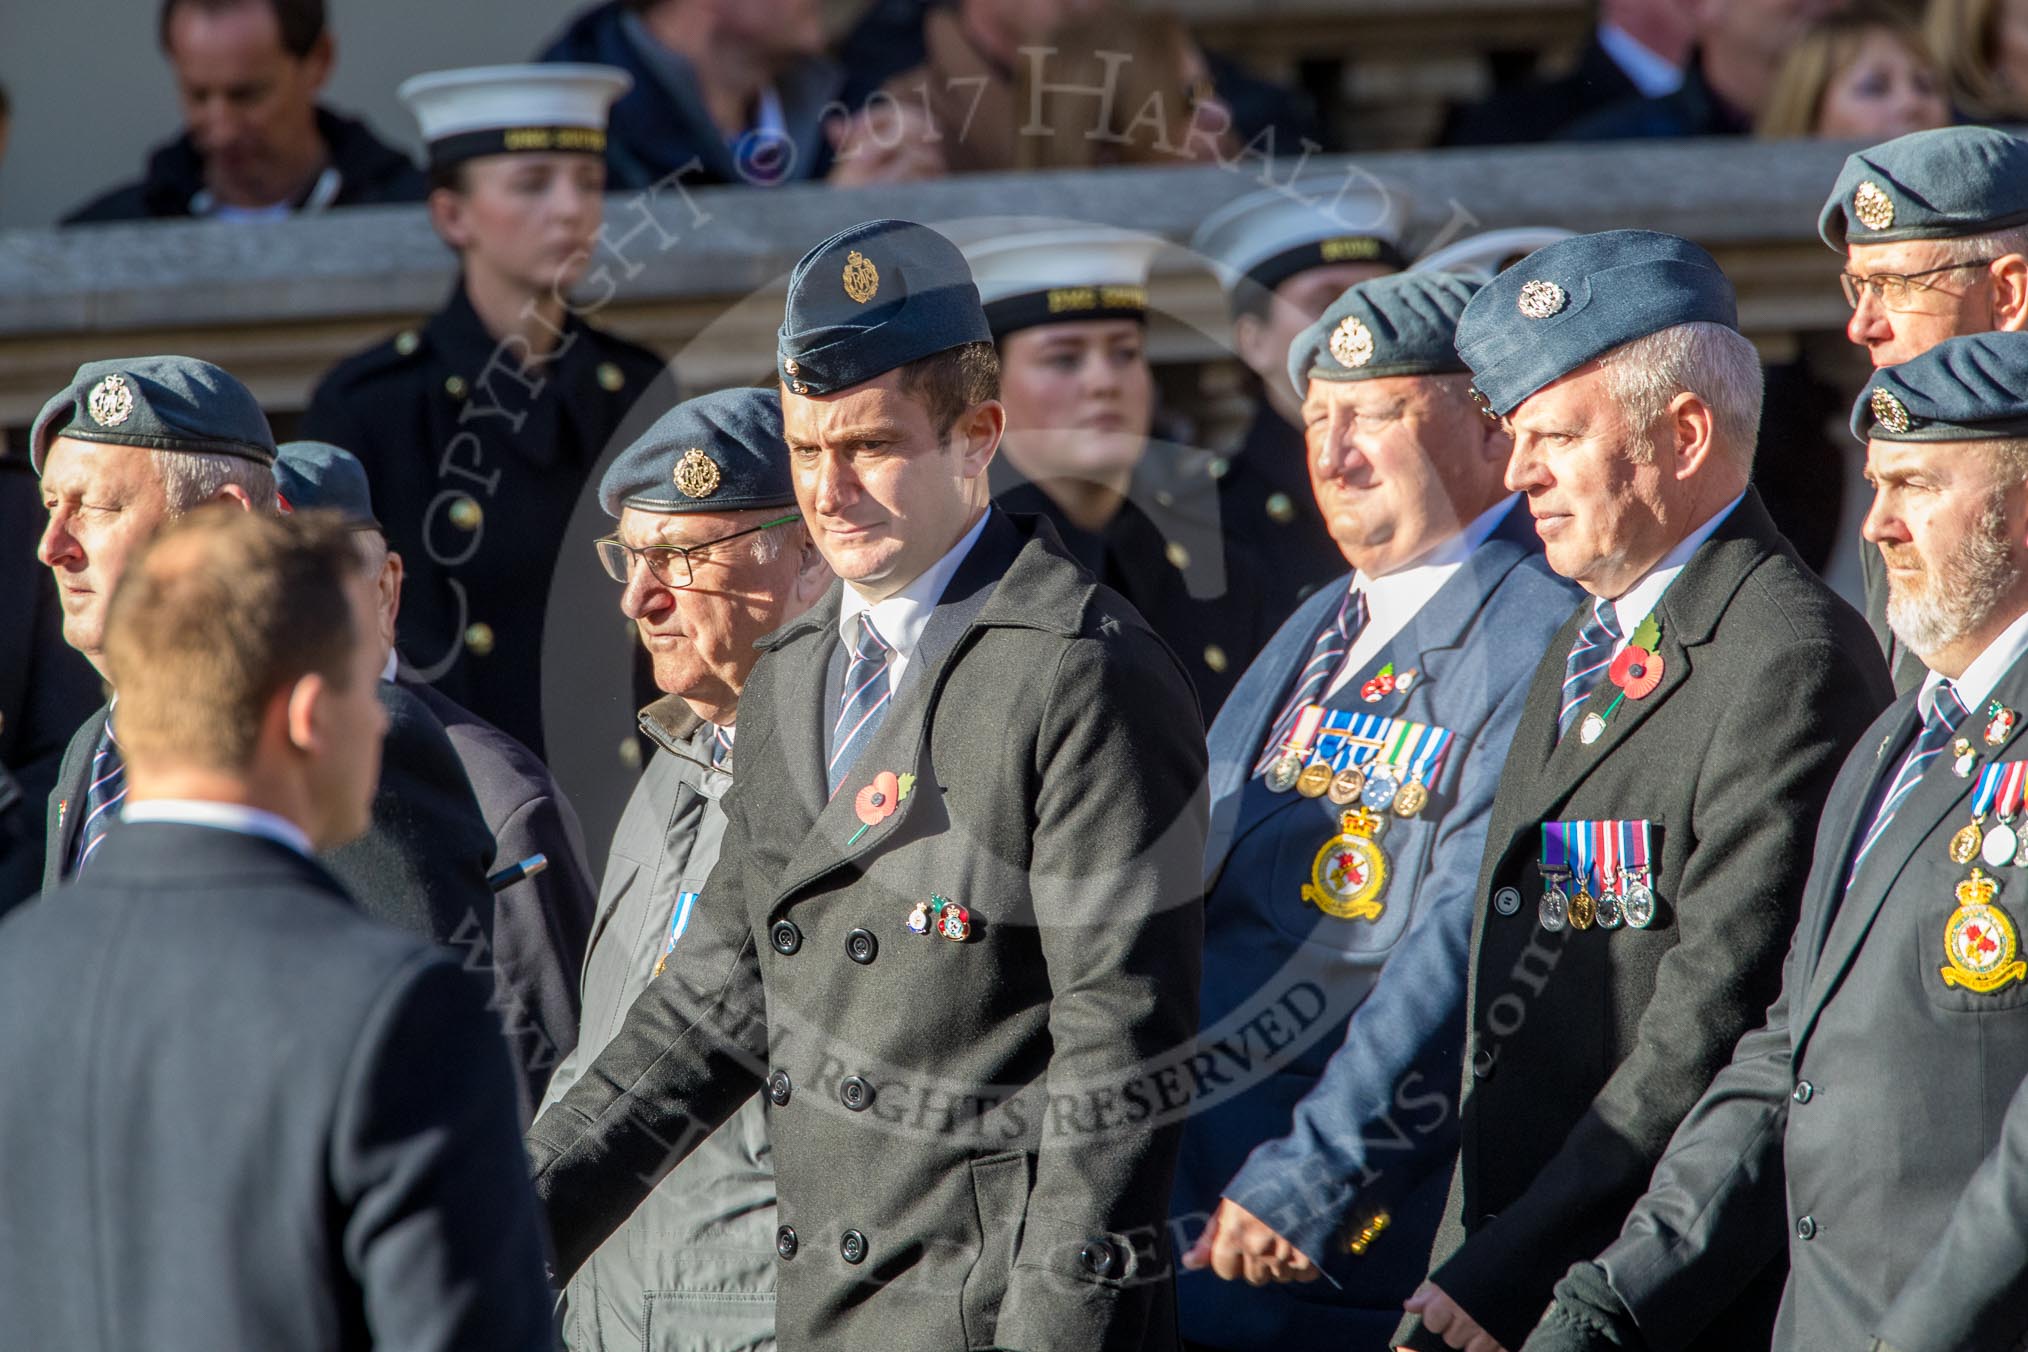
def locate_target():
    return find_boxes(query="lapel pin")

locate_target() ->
[1987,702,2018,747]
[849,771,917,845]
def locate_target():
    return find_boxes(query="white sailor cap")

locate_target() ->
[960,226,1164,338]
[398,63,631,170]
[1411,227,1578,284]
[1190,177,1412,302]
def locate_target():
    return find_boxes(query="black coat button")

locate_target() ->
[1795,1215,1817,1241]
[776,1226,798,1260]
[1471,1048,1496,1080]
[1792,1080,1814,1104]
[846,928,878,964]
[771,920,802,955]
[840,1075,874,1110]
[1493,886,1522,917]
[1079,1239,1119,1276]
[841,1229,868,1264]
[768,1070,792,1107]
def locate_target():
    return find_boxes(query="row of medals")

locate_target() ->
[1948,800,2028,870]
[1539,866,1657,932]
[1267,748,1430,818]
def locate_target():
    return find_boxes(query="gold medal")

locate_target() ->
[1941,868,2028,992]
[1950,817,1987,866]
[1392,778,1429,818]
[1328,766,1366,805]
[1302,808,1390,922]
[1296,761,1334,798]
[1568,888,1596,930]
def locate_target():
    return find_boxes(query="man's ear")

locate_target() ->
[1991,254,2028,333]
[284,671,326,754]
[300,31,335,93]
[792,527,831,606]
[953,399,1005,479]
[213,482,257,512]
[379,550,404,641]
[1665,389,1719,481]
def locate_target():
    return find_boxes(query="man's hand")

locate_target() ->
[1404,1281,1511,1352]
[1180,1197,1321,1286]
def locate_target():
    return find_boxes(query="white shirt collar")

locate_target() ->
[1921,607,2028,724]
[380,651,399,683]
[120,800,314,858]
[1325,495,1518,698]
[1596,21,1685,98]
[1606,493,1744,651]
[838,509,991,689]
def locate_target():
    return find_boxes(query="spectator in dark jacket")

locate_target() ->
[63,0,423,225]
[1445,0,1691,145]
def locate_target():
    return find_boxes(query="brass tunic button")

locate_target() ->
[1203,645,1228,673]
[1165,541,1190,571]
[783,358,800,376]
[448,496,482,531]
[1156,490,1176,508]
[596,361,625,392]
[1207,456,1230,480]
[444,374,468,400]
[1266,491,1296,524]
[393,330,419,356]
[462,622,494,656]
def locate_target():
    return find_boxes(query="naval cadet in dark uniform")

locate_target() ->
[1173,272,1581,1350]
[1520,334,2028,1352]
[1819,127,2028,694]
[963,226,1274,720]
[1394,232,1892,1352]
[528,218,1208,1349]
[302,63,672,758]
[1189,180,1413,629]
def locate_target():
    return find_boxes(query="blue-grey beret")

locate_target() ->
[776,219,991,397]
[1849,332,2028,444]
[275,441,379,529]
[1455,230,1737,418]
[599,386,795,516]
[1286,271,1481,399]
[1819,127,2028,252]
[30,355,276,474]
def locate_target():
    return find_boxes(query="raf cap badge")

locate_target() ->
[1941,868,2027,993]
[1853,180,1896,232]
[1330,315,1376,368]
[842,249,880,304]
[88,373,135,428]
[673,448,722,499]
[1870,386,1912,434]
[1516,280,1568,320]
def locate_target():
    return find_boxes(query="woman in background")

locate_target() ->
[1928,0,2028,122]
[1760,1,1951,139]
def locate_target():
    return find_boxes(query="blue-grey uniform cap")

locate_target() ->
[275,441,380,529]
[1850,332,2028,444]
[1454,229,1737,418]
[30,355,276,474]
[1286,271,1482,399]
[776,219,992,397]
[1819,127,2028,252]
[599,386,795,517]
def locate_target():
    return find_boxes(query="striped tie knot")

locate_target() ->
[1254,585,1369,776]
[1847,680,1969,885]
[1558,598,1624,741]
[830,613,896,794]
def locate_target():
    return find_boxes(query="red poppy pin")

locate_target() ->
[1609,644,1664,700]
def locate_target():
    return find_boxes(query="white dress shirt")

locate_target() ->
[1597,21,1685,98]
[1324,496,1519,700]
[121,800,314,858]
[1920,607,2028,726]
[838,509,992,692]
[1606,493,1744,657]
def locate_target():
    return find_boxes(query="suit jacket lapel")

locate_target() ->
[1798,700,1919,979]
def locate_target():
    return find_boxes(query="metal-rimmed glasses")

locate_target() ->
[1839,259,1993,310]
[595,512,801,589]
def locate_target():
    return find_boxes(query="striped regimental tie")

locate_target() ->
[1557,597,1624,743]
[1254,586,1368,776]
[72,726,127,873]
[1847,682,1968,885]
[828,612,895,795]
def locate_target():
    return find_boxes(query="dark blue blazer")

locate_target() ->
[1176,500,1581,1350]
[0,822,554,1350]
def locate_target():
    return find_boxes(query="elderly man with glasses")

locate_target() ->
[540,386,830,1352]
[1824,126,2028,692]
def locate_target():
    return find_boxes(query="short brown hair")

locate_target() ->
[1759,2,1942,139]
[159,0,326,58]
[103,506,359,773]
[895,341,1000,438]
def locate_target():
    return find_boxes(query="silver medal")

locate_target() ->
[1266,755,1302,793]
[1595,890,1624,930]
[1622,878,1656,929]
[1539,884,1569,932]
[1987,821,2021,869]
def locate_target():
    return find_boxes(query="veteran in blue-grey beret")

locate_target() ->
[1390,229,1892,1352]
[1819,126,2028,692]
[534,384,828,1352]
[530,218,1211,1352]
[274,440,379,529]
[1174,268,1582,1352]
